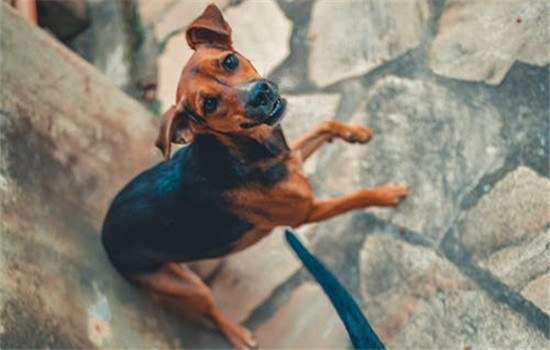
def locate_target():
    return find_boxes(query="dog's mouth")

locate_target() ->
[241,98,287,129]
[263,98,286,126]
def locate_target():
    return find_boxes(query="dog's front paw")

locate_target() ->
[374,183,408,206]
[339,125,373,144]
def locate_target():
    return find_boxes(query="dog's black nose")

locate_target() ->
[249,81,276,107]
[243,79,280,119]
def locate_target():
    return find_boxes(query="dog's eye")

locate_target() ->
[202,96,219,114]
[222,54,239,72]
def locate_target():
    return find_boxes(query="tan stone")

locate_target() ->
[137,0,175,25]
[477,227,549,291]
[0,4,158,224]
[256,282,349,348]
[352,76,505,241]
[281,93,341,176]
[430,1,550,85]
[210,229,301,323]
[157,32,192,109]
[360,235,547,348]
[461,166,550,259]
[0,5,210,348]
[154,0,227,40]
[224,0,292,76]
[282,94,341,143]
[521,273,550,315]
[308,1,429,87]
[397,289,548,348]
[460,166,550,314]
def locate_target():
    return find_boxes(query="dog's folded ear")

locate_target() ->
[186,4,232,50]
[155,104,194,161]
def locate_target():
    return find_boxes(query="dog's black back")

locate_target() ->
[102,134,251,274]
[101,132,291,274]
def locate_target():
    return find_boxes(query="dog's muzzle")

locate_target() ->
[241,79,286,128]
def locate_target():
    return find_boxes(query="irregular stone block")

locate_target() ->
[461,166,549,258]
[308,1,429,87]
[256,282,349,348]
[430,1,550,85]
[137,0,174,25]
[460,166,550,313]
[225,0,292,76]
[157,32,193,110]
[1,4,158,224]
[154,0,228,41]
[282,94,342,143]
[522,273,550,315]
[360,236,547,348]
[350,76,506,241]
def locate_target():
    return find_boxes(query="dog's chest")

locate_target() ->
[226,153,313,229]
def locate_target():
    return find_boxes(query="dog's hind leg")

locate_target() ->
[291,121,372,162]
[132,263,257,350]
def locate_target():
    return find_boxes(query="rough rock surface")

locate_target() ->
[460,166,550,314]
[282,93,342,142]
[353,76,506,241]
[137,0,174,26]
[360,236,548,348]
[1,5,158,223]
[4,0,550,348]
[430,1,550,85]
[154,0,228,42]
[156,33,192,109]
[224,0,292,77]
[281,93,341,175]
[1,6,203,348]
[308,1,429,87]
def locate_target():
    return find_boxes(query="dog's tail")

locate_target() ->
[284,229,385,350]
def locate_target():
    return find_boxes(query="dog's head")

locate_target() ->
[156,4,287,161]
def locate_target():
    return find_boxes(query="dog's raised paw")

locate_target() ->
[375,182,408,206]
[342,125,372,144]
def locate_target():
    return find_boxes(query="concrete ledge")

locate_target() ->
[0,4,217,348]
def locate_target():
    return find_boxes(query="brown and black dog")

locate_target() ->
[102,4,407,349]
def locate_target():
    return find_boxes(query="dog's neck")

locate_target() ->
[227,125,290,164]
[186,126,290,186]
[194,125,289,164]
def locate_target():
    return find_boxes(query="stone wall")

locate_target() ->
[2,0,549,349]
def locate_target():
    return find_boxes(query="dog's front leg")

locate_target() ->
[302,183,408,223]
[291,120,372,162]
